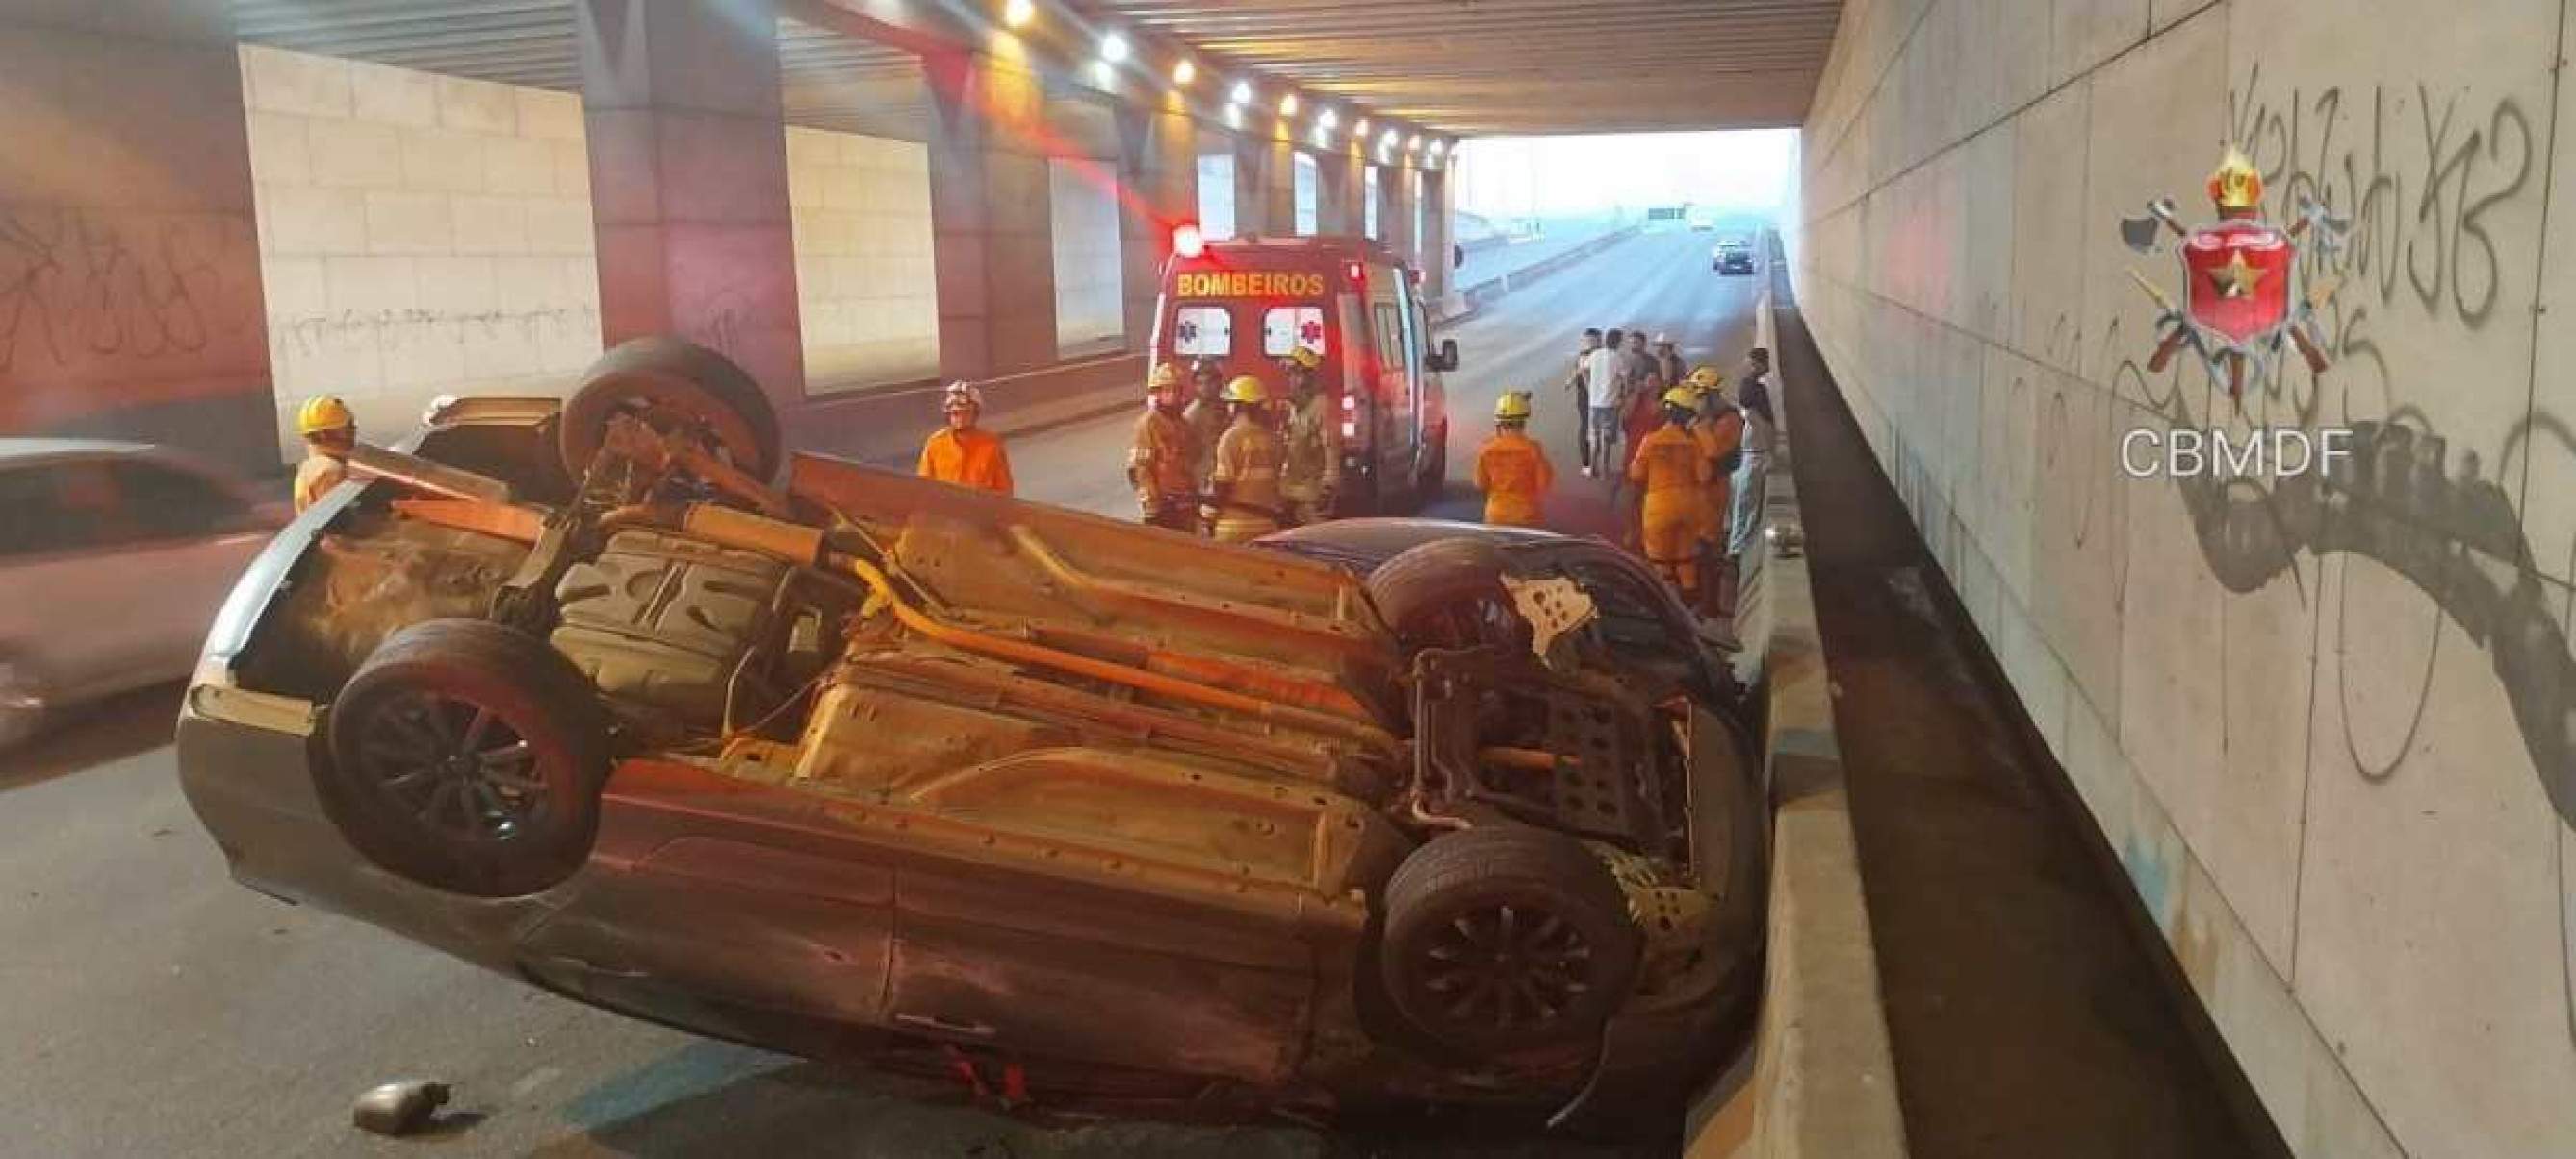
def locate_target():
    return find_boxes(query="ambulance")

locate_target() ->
[1149,228,1458,513]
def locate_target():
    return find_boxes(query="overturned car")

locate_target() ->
[177,339,1767,1129]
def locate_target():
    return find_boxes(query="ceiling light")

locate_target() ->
[1172,59,1196,86]
[1379,128,1399,148]
[1355,117,1371,136]
[1318,109,1338,129]
[1230,80,1254,104]
[1100,32,1128,63]
[1003,0,1034,28]
[1407,135,1422,151]
[1428,140,1446,157]
[1279,92,1299,116]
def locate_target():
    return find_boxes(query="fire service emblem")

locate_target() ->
[2119,144,2346,400]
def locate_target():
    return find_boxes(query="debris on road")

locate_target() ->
[352,1079,451,1137]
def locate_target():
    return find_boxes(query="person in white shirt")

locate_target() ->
[1583,327,1629,477]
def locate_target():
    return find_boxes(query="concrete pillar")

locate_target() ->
[1115,102,1197,352]
[1387,164,1418,266]
[923,49,1057,378]
[1261,137,1296,238]
[1316,151,1356,236]
[578,0,804,403]
[0,4,274,472]
[1421,167,1454,300]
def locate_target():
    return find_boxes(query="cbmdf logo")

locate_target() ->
[2116,145,2347,401]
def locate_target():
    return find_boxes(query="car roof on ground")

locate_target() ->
[0,437,157,463]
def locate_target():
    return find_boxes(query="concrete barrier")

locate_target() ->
[1437,225,1640,325]
[783,352,1147,467]
[1687,241,1909,1159]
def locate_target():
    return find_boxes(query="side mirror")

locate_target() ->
[1433,339,1460,372]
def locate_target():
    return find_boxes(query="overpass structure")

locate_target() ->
[3,2,2566,1158]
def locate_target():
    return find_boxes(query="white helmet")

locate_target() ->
[940,380,984,412]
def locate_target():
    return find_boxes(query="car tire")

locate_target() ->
[322,619,610,897]
[1379,825,1641,1059]
[558,336,782,483]
[1363,536,1509,644]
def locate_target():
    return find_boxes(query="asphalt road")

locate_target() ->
[0,229,1762,1159]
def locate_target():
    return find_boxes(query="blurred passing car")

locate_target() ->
[1713,240,1755,274]
[0,439,285,745]
[177,338,1768,1133]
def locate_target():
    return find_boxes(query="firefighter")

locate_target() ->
[1128,364,1200,532]
[1627,386,1711,603]
[1207,375,1287,543]
[1651,333,1687,395]
[1181,358,1231,491]
[1276,347,1339,526]
[1474,390,1555,528]
[1688,366,1746,615]
[917,381,1014,495]
[293,394,357,513]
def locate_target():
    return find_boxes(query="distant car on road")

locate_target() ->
[0,439,285,745]
[1713,241,1755,274]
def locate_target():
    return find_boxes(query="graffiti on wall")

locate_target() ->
[2099,62,2574,1043]
[0,208,260,423]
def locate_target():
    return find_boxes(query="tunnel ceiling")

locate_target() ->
[1076,0,1843,136]
[229,0,931,139]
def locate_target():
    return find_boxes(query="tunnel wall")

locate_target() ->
[786,126,940,391]
[0,13,276,474]
[241,44,602,463]
[1790,1,2576,1155]
[1047,156,1126,358]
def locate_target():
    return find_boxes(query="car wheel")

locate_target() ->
[322,619,609,897]
[1363,536,1509,644]
[0,659,46,749]
[1379,825,1641,1059]
[558,336,782,483]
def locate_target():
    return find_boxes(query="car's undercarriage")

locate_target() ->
[181,338,1765,1130]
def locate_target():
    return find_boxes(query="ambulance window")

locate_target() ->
[1262,306,1326,359]
[1372,303,1404,369]
[1173,305,1232,357]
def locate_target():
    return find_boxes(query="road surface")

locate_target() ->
[0,230,1763,1158]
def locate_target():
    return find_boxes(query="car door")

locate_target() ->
[1366,273,1414,482]
[98,457,278,683]
[0,461,122,699]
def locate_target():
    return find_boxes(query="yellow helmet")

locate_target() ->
[1662,386,1701,411]
[1687,365,1722,390]
[297,395,354,436]
[1494,391,1533,421]
[1223,375,1268,405]
[1286,346,1323,372]
[1147,363,1183,390]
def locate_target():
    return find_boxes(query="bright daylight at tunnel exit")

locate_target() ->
[0,1,2566,1157]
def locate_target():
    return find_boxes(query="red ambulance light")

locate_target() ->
[1173,223,1206,259]
[1345,260,1365,285]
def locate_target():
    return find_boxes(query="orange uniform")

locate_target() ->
[1629,423,1710,596]
[293,453,348,513]
[1209,416,1286,542]
[1474,429,1556,528]
[917,426,1014,495]
[1693,409,1744,547]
